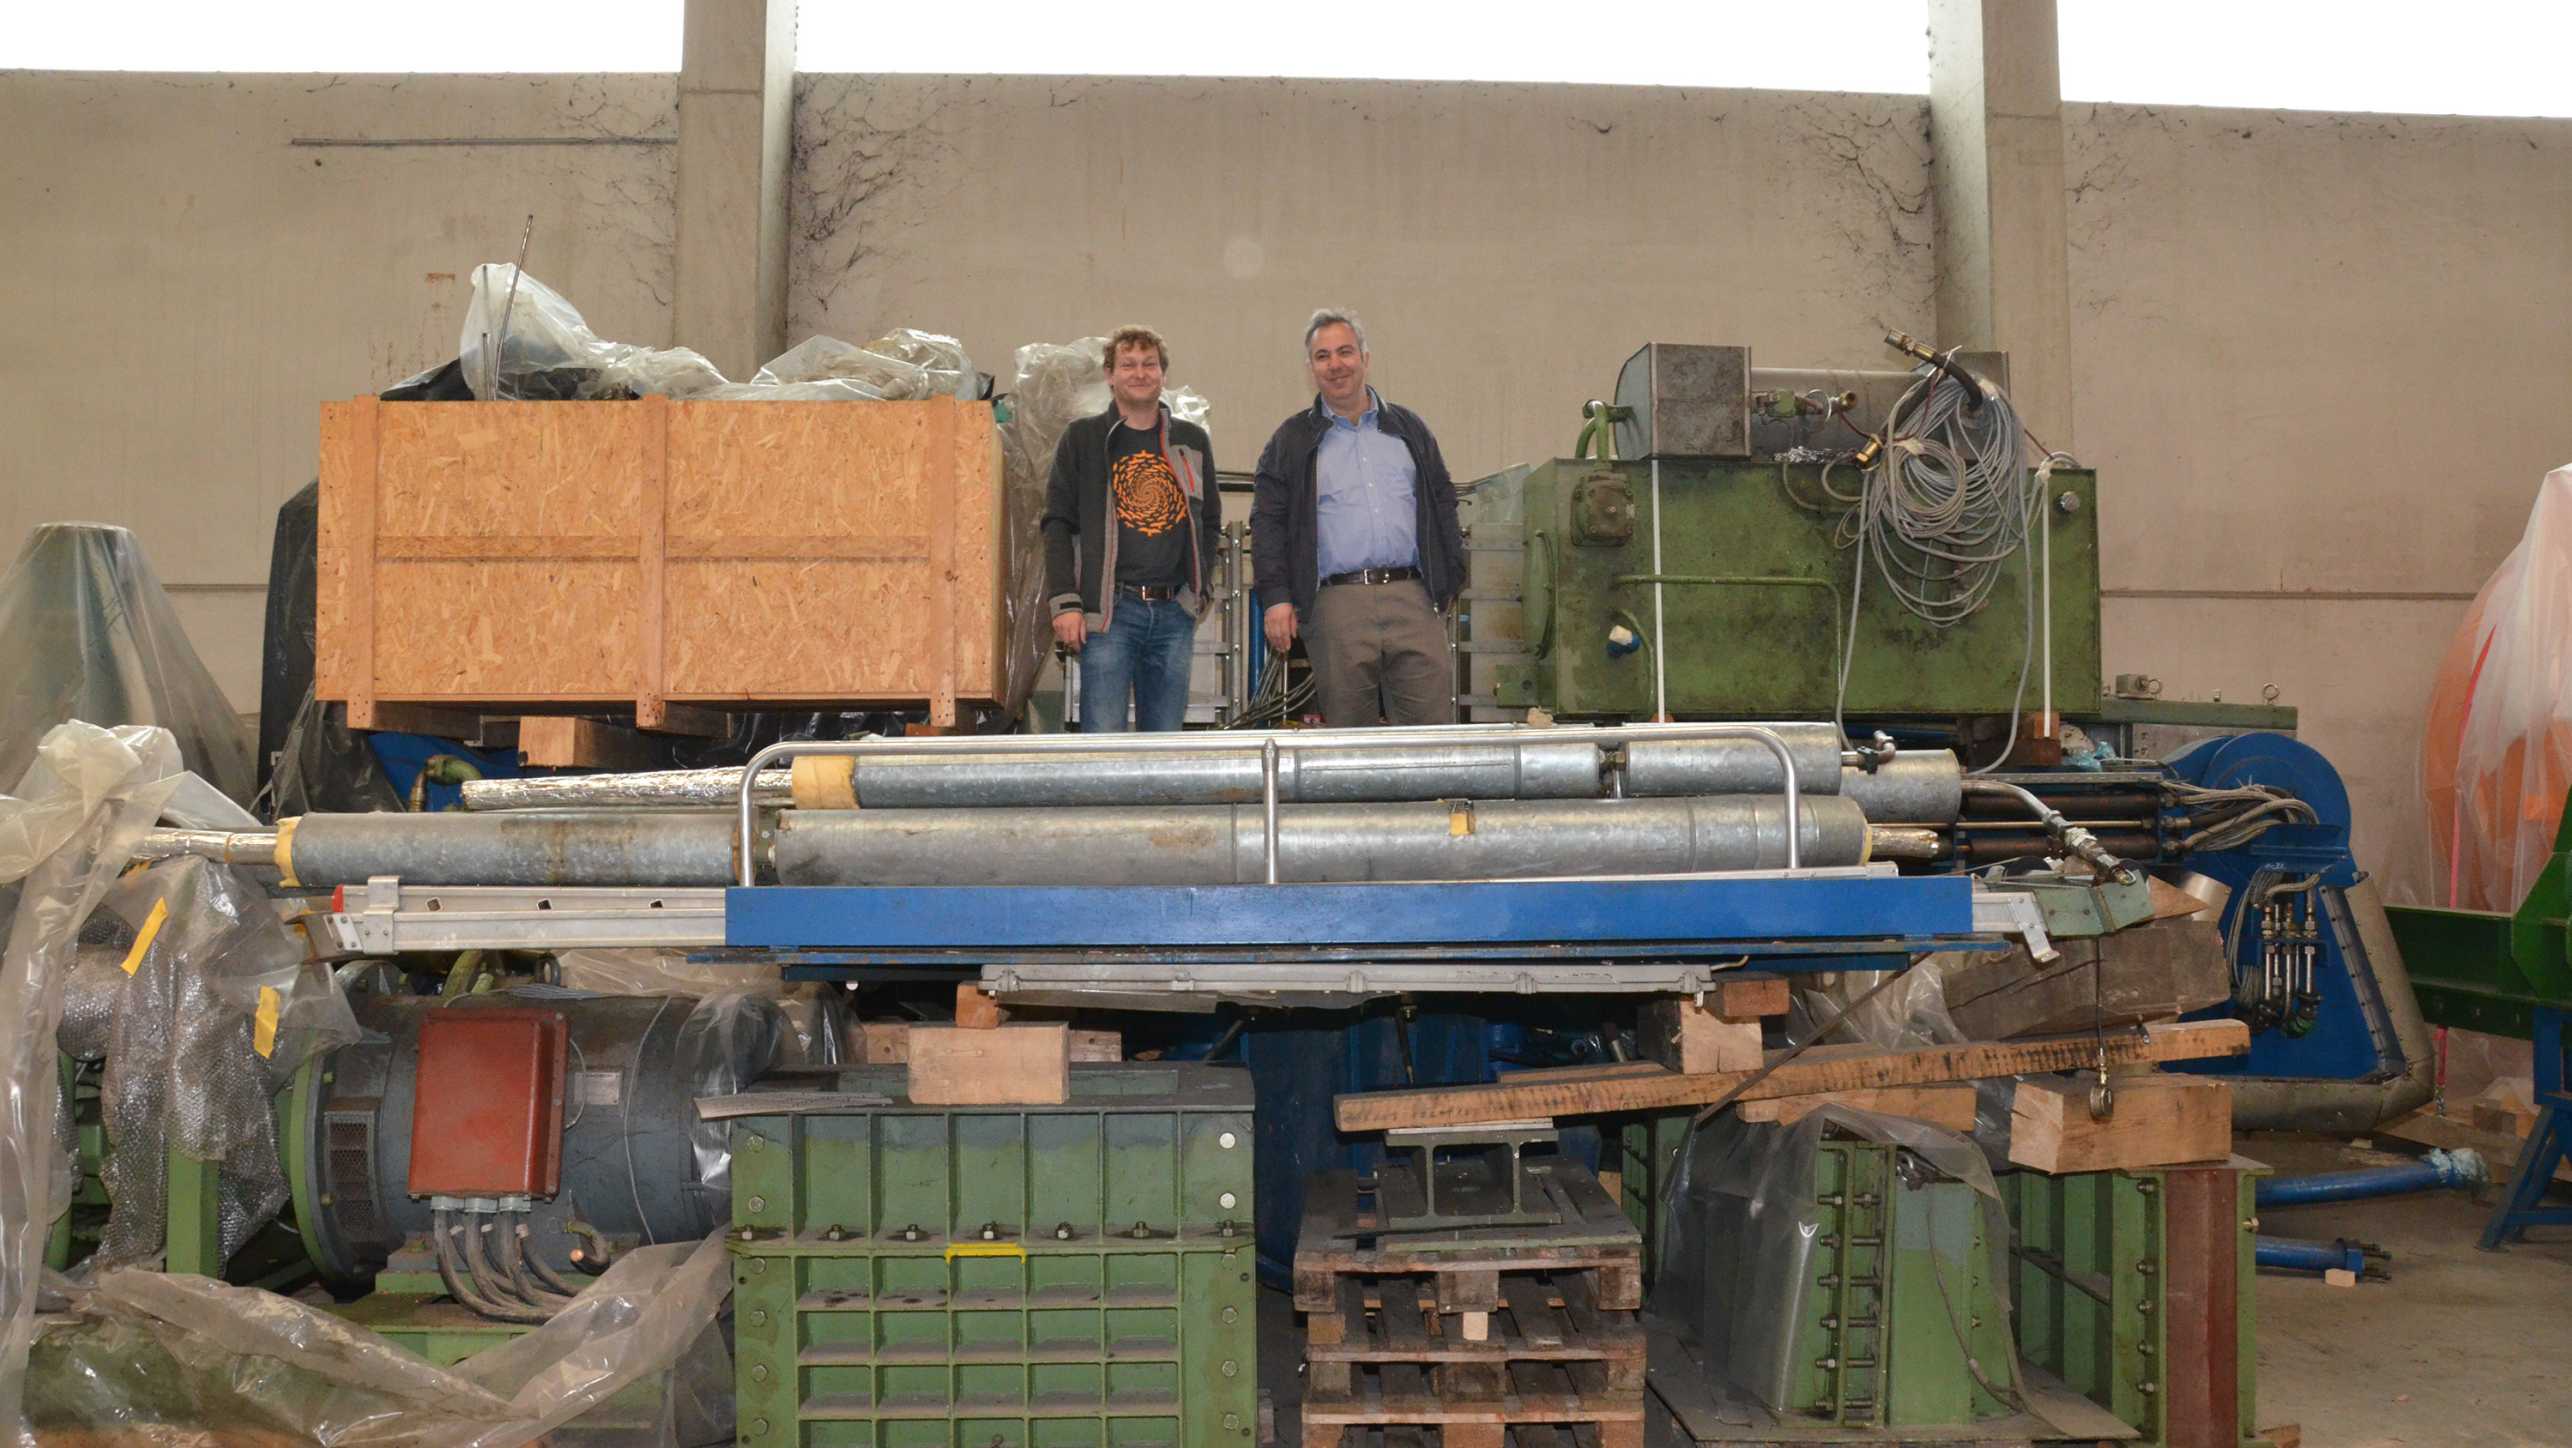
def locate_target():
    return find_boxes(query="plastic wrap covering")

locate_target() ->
[1657,1107,2019,1414]
[0,524,257,807]
[994,340,1217,720]
[0,724,195,1430]
[458,264,725,402]
[2423,465,2572,913]
[675,992,793,1210]
[1786,961,2019,1158]
[83,857,361,1271]
[24,1231,731,1446]
[741,331,981,402]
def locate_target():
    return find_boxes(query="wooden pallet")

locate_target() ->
[1301,1360,1645,1448]
[1305,1271,1645,1396]
[1292,1167,1645,1313]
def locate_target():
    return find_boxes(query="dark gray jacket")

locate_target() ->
[1251,396,1466,621]
[1040,403,1220,631]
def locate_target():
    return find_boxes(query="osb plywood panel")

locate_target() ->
[376,403,647,540]
[318,395,1003,716]
[371,561,642,697]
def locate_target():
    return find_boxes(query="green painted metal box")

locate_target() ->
[2006,1162,2262,1447]
[726,1064,1259,1448]
[1491,459,2101,719]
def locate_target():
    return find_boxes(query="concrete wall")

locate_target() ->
[2064,103,2572,894]
[788,75,1936,482]
[0,72,679,713]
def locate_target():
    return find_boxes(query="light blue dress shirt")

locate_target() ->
[1314,389,1420,579]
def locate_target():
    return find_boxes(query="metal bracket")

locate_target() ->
[1972,888,2059,963]
[316,876,727,956]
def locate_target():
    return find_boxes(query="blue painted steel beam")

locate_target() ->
[724,874,1977,952]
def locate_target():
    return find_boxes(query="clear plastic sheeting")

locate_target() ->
[82,857,361,1272]
[459,264,725,402]
[0,724,194,1432]
[994,337,1214,719]
[25,1231,732,1447]
[675,992,794,1207]
[743,331,980,402]
[1787,962,2020,1159]
[2423,464,2572,913]
[1657,1106,2020,1415]
[0,525,257,807]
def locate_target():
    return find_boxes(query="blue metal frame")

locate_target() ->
[2482,1005,2571,1250]
[723,873,1978,962]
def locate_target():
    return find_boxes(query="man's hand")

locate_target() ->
[1052,610,1088,653]
[1263,602,1298,655]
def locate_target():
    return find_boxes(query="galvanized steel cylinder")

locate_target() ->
[1837,752,1966,824]
[838,740,1608,808]
[771,793,1870,887]
[1618,724,1848,798]
[281,810,739,887]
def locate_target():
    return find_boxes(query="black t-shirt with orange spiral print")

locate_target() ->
[1109,421,1193,587]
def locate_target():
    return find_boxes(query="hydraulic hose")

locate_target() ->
[2255,1149,2486,1209]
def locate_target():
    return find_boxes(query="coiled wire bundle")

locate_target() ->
[1820,364,2035,627]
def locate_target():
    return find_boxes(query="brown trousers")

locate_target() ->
[1305,580,1458,727]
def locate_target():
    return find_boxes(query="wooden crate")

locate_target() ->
[316,396,1004,728]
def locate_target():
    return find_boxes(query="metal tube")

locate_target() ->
[2254,1149,2485,1209]
[1620,725,1849,798]
[461,768,789,811]
[131,828,281,865]
[732,721,1817,886]
[848,740,1608,808]
[2254,1236,2377,1276]
[773,794,1869,887]
[1837,752,1966,824]
[284,810,738,887]
[1261,738,1280,886]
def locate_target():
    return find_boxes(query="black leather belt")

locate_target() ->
[1321,566,1421,587]
[1119,583,1180,601]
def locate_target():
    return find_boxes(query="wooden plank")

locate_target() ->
[1709,974,1791,1018]
[332,397,382,729]
[1498,1063,1667,1087]
[905,1023,1069,1105]
[1502,1276,1566,1349]
[1333,1020,2252,1132]
[855,1019,1119,1065]
[954,984,1004,1030]
[2007,1074,2232,1173]
[639,701,728,738]
[1378,1281,1430,1350]
[636,395,670,730]
[1637,997,1763,1074]
[344,701,493,740]
[1736,1084,1979,1130]
[516,717,663,771]
[926,397,959,727]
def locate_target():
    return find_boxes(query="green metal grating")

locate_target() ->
[727,1064,1259,1448]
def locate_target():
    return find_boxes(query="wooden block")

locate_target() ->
[1595,1168,1622,1204]
[2007,1074,2231,1173]
[2470,1100,2538,1139]
[345,701,493,740]
[905,1023,1069,1105]
[1711,973,1792,1017]
[1737,1084,1977,1131]
[517,717,663,770]
[2259,1424,2303,1448]
[639,701,730,738]
[2322,1267,2358,1288]
[860,1019,1118,1064]
[1335,1019,2252,1132]
[1638,997,1764,1074]
[955,984,1004,1030]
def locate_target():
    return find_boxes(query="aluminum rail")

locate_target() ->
[732,721,1818,887]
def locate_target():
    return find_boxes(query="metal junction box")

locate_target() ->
[727,1063,1258,1448]
[405,1007,568,1198]
[1612,344,1751,461]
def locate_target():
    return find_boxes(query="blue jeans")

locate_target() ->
[1079,594,1198,732]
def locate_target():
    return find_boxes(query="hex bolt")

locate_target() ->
[749,1309,768,1326]
[1055,1222,1075,1240]
[824,1225,845,1241]
[1222,1307,1238,1324]
[1130,1220,1152,1239]
[750,1364,769,1382]
[902,1224,924,1242]
[751,1419,769,1437]
[747,1196,766,1213]
[980,1221,1000,1241]
[1218,1131,1238,1149]
[1219,1192,1238,1210]
[1221,1360,1238,1378]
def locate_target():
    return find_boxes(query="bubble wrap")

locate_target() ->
[84,858,358,1273]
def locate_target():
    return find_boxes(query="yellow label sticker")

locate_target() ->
[943,1241,1028,1262]
[253,986,282,1058]
[118,898,169,976]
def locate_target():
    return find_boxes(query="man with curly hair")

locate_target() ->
[1041,326,1221,731]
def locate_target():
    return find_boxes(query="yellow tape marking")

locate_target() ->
[253,986,282,1058]
[943,1241,1027,1261]
[118,898,169,976]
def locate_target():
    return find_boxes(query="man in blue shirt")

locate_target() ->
[1251,310,1467,726]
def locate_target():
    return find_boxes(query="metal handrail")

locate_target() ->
[731,721,1820,887]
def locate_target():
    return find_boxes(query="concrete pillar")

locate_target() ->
[675,0,795,380]
[1928,0,2075,453]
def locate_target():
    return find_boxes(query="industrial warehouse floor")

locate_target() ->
[1258,1134,2572,1448]
[2247,1133,2572,1448]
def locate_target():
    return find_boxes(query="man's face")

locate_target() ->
[1308,323,1369,411]
[1108,343,1165,411]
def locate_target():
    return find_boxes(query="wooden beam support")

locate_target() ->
[517,717,664,771]
[1332,1020,2250,1132]
[1737,1084,1978,1130]
[2009,1074,2232,1173]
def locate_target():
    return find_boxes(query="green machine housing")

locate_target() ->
[1477,458,2101,720]
[725,1063,1260,1448]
